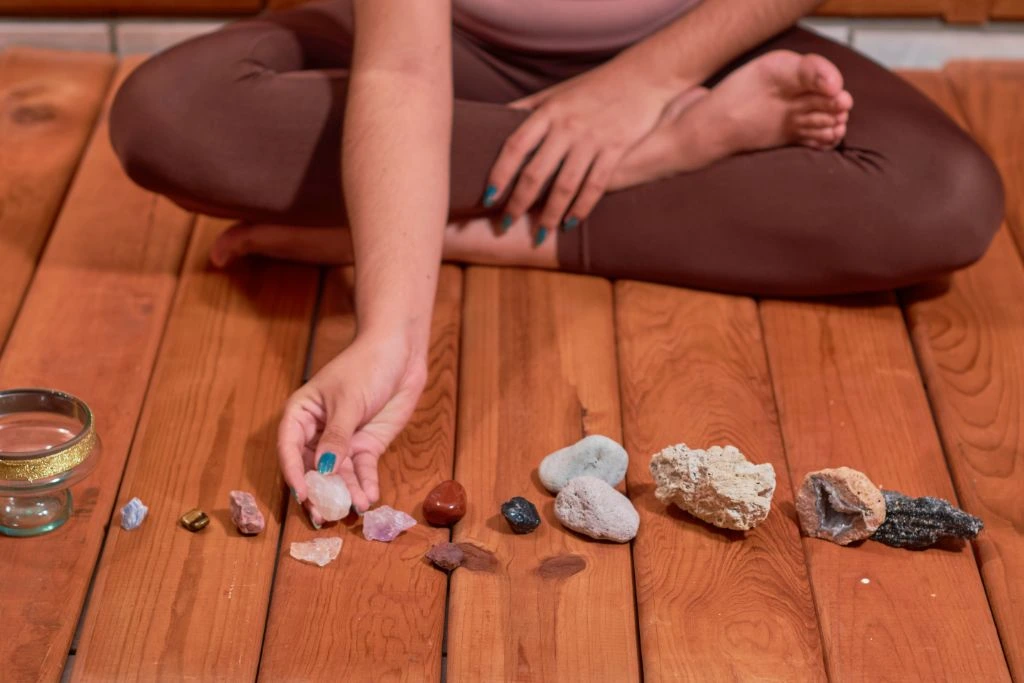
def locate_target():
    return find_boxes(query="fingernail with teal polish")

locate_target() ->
[534,226,549,246]
[290,487,299,502]
[317,452,336,474]
[562,216,579,232]
[500,214,513,233]
[482,184,498,207]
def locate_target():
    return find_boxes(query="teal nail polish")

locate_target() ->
[482,184,498,208]
[290,487,298,502]
[500,214,513,233]
[317,452,336,474]
[534,226,549,246]
[562,216,579,232]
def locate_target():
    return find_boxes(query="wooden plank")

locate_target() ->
[0,57,192,683]
[900,69,1024,681]
[946,62,1024,261]
[0,0,259,15]
[258,265,462,681]
[0,48,113,348]
[72,216,318,680]
[991,0,1024,18]
[447,268,639,682]
[614,282,826,682]
[814,0,991,22]
[760,294,1010,681]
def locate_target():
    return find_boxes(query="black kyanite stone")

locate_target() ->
[871,490,983,549]
[501,496,541,534]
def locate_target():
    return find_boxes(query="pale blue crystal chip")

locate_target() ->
[120,497,148,531]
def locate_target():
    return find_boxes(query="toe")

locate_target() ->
[799,126,840,148]
[834,89,854,114]
[210,223,249,267]
[794,111,838,129]
[833,122,847,142]
[799,54,844,97]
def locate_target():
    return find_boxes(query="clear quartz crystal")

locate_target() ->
[304,471,351,521]
[290,537,343,567]
[362,505,417,542]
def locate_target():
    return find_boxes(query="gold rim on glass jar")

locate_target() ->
[0,388,102,537]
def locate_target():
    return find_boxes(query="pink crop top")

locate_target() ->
[453,0,702,53]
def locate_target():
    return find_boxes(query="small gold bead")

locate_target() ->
[180,508,210,532]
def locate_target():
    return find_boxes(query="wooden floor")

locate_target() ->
[0,48,1022,682]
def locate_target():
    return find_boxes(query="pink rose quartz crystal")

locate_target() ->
[362,505,417,542]
[290,537,343,567]
[229,490,265,535]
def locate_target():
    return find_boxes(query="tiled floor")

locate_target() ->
[2,15,1024,65]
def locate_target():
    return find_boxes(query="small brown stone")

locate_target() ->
[796,467,886,545]
[426,542,466,572]
[422,480,467,527]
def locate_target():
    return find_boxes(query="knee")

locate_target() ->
[874,133,1004,286]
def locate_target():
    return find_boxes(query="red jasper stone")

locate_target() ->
[422,480,467,527]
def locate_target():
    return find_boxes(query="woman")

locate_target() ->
[109,0,1003,522]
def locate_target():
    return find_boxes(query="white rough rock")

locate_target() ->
[289,537,343,567]
[304,471,351,521]
[554,476,639,542]
[649,444,776,531]
[539,434,629,493]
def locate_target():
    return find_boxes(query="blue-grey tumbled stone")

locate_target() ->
[120,497,149,531]
[501,496,540,534]
[871,490,983,549]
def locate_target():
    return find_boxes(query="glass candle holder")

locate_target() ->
[0,389,101,537]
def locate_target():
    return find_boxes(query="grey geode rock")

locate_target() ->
[649,444,775,531]
[554,476,639,542]
[795,467,885,545]
[871,490,983,549]
[538,434,628,493]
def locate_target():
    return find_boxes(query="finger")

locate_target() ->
[537,145,596,234]
[503,133,571,227]
[486,115,549,209]
[336,454,371,514]
[278,408,316,502]
[564,149,621,223]
[352,452,381,507]
[211,223,352,268]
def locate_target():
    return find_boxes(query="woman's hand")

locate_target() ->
[485,61,678,241]
[278,330,427,524]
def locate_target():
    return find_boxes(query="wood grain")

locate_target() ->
[760,294,1010,681]
[0,0,259,15]
[0,58,192,683]
[900,69,1024,681]
[991,0,1024,18]
[0,48,113,348]
[258,265,462,681]
[72,216,318,681]
[946,62,1024,262]
[447,268,639,682]
[615,282,825,682]
[814,0,991,21]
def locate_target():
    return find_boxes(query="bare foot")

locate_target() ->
[209,215,557,269]
[611,50,854,190]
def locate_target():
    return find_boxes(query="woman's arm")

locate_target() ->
[278,0,452,516]
[345,0,452,357]
[488,0,823,234]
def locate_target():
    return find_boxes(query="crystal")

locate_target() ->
[290,537,343,567]
[422,480,467,526]
[229,490,265,535]
[120,497,148,531]
[304,471,351,521]
[179,508,209,532]
[362,505,417,542]
[871,490,983,549]
[796,467,886,545]
[501,496,541,534]
[426,542,466,571]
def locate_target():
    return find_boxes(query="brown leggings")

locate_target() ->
[109,0,1004,296]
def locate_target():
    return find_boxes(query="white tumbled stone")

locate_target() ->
[304,471,351,521]
[539,434,628,493]
[554,476,639,543]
